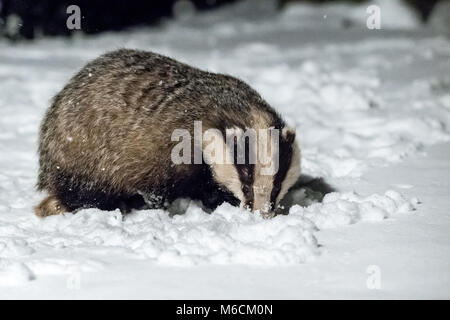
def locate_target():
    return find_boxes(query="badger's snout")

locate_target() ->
[252,186,272,213]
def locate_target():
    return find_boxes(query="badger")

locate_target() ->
[35,49,301,218]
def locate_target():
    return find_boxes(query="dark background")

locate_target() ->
[0,0,445,40]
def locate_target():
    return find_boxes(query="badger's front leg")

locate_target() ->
[138,190,167,210]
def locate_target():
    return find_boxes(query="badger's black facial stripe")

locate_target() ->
[270,133,294,207]
[234,134,255,210]
[237,164,254,210]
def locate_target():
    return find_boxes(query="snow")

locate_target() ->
[0,261,35,287]
[293,189,418,229]
[0,0,449,298]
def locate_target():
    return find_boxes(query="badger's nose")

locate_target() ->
[252,198,274,218]
[260,211,276,219]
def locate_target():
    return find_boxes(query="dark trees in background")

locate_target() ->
[279,0,445,22]
[0,0,446,40]
[404,0,444,21]
[0,0,237,40]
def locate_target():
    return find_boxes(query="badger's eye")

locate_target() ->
[242,184,250,194]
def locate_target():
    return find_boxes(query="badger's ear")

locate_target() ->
[282,127,296,144]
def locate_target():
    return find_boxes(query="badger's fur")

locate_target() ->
[35,49,301,217]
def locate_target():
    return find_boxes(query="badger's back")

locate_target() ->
[37,49,285,214]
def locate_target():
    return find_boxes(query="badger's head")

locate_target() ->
[203,125,301,217]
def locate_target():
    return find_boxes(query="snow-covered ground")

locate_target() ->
[0,0,449,298]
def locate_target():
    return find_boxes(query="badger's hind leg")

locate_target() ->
[36,170,149,216]
[34,194,68,217]
[34,192,146,217]
[55,186,145,215]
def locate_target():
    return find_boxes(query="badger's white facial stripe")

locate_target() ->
[251,129,277,213]
[252,173,274,213]
[201,130,245,206]
[276,139,301,205]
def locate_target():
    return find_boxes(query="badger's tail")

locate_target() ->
[34,195,68,217]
